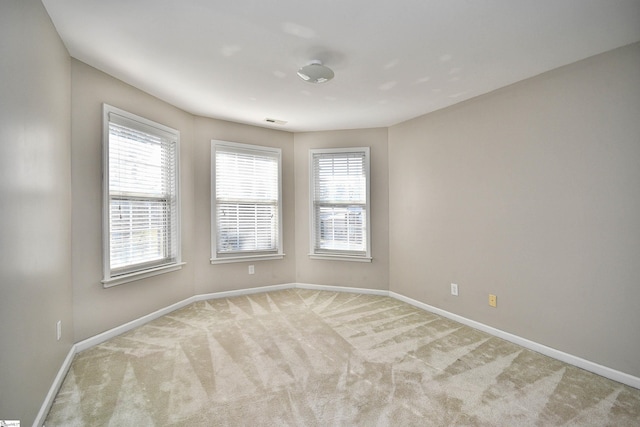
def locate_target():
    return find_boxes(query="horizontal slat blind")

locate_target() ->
[108,114,178,275]
[215,146,279,254]
[312,151,367,255]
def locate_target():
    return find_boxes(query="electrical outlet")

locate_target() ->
[451,283,459,296]
[489,294,497,308]
[248,265,255,275]
[56,320,62,341]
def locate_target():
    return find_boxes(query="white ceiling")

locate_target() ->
[42,0,640,132]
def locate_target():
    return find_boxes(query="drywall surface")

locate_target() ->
[0,0,73,424]
[71,60,196,341]
[389,43,640,377]
[294,128,390,290]
[70,60,299,339]
[193,116,296,294]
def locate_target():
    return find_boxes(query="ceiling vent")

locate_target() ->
[265,118,287,125]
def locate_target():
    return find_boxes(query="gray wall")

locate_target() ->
[2,3,639,422]
[71,60,197,341]
[294,129,390,290]
[0,0,73,424]
[389,43,640,377]
[71,61,297,341]
[193,116,296,295]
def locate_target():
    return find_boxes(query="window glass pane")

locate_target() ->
[110,197,170,270]
[216,203,278,252]
[109,122,168,196]
[311,149,369,257]
[315,205,365,252]
[216,151,278,202]
[213,142,281,257]
[104,106,180,281]
[314,154,366,203]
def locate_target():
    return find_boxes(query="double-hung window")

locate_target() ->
[310,147,371,261]
[102,104,182,287]
[211,140,283,263]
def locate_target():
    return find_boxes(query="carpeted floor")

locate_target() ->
[45,289,640,426]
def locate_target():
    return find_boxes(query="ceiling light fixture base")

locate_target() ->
[297,60,334,84]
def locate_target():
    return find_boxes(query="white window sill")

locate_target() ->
[308,254,372,263]
[102,262,186,288]
[210,254,285,264]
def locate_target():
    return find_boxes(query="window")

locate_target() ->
[310,147,371,261]
[102,104,182,287]
[211,140,283,263]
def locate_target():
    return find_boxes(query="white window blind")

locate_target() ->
[103,105,181,285]
[211,140,282,262]
[310,148,371,259]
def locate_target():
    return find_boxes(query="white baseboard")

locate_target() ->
[34,346,75,427]
[389,291,640,390]
[75,295,198,353]
[77,284,300,354]
[296,282,388,296]
[195,283,295,301]
[37,282,639,426]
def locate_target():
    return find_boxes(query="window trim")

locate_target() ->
[101,104,183,287]
[210,139,284,264]
[309,147,372,262]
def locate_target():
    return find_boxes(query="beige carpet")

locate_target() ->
[45,289,640,426]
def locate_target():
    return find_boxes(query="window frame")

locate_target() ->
[309,147,372,262]
[102,104,183,287]
[210,139,284,264]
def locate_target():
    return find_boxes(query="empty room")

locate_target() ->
[1,0,639,425]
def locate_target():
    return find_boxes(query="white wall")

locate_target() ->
[389,43,640,377]
[0,0,73,424]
